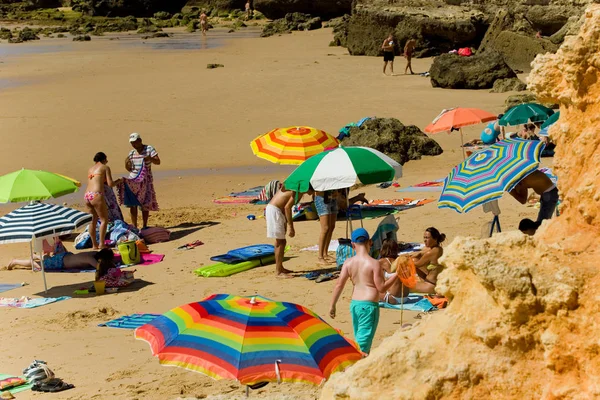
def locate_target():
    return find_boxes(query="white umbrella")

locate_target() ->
[0,201,92,292]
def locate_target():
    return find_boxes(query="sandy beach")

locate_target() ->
[0,27,550,399]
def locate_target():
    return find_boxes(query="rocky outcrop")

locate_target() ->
[253,0,352,20]
[183,0,245,12]
[490,77,527,93]
[71,0,189,17]
[429,51,516,90]
[321,5,600,399]
[261,12,321,37]
[341,118,443,165]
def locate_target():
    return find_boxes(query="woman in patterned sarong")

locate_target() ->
[116,133,160,229]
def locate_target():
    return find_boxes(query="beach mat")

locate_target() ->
[0,283,22,294]
[379,297,436,312]
[0,374,33,395]
[98,313,160,329]
[210,244,274,264]
[368,198,434,207]
[213,186,263,204]
[0,296,70,309]
[195,255,275,278]
[397,179,444,193]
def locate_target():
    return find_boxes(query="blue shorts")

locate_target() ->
[314,195,338,217]
[350,300,380,354]
[44,252,72,271]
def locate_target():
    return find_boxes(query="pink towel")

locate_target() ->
[115,253,165,266]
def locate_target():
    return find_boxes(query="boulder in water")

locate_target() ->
[430,51,516,90]
[341,118,443,165]
[490,78,527,93]
[254,0,351,20]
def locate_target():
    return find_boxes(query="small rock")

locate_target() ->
[490,78,527,93]
[73,35,91,42]
[207,64,224,69]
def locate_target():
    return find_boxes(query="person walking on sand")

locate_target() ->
[200,11,208,36]
[404,39,416,74]
[85,152,119,249]
[329,228,398,355]
[245,0,252,20]
[267,186,314,277]
[117,133,160,229]
[382,33,395,76]
[509,170,559,223]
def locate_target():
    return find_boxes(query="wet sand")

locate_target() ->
[0,27,549,399]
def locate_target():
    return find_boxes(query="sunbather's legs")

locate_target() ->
[6,258,41,270]
[325,214,336,261]
[275,239,291,275]
[414,281,436,294]
[90,194,108,249]
[85,200,99,249]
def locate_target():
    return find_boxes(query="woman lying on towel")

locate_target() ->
[409,227,446,291]
[6,239,115,272]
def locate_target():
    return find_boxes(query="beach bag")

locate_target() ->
[458,47,472,57]
[336,238,355,268]
[140,227,171,244]
[118,240,141,265]
[74,231,92,250]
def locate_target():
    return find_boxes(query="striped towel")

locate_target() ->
[258,180,282,202]
[98,313,160,329]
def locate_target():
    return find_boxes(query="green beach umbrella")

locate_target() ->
[541,111,560,129]
[284,146,402,194]
[0,169,80,203]
[498,103,554,126]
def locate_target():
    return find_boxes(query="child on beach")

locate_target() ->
[329,228,398,355]
[404,39,416,75]
[266,187,313,277]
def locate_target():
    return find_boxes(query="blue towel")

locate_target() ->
[0,296,70,309]
[379,298,436,312]
[98,313,161,329]
[0,283,22,294]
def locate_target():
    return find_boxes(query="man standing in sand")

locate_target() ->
[404,39,416,75]
[509,170,559,223]
[382,33,395,76]
[329,228,398,355]
[200,11,208,36]
[266,186,313,277]
[245,0,252,20]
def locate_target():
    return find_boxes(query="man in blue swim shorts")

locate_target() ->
[329,228,398,355]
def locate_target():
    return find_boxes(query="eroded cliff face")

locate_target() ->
[321,5,600,399]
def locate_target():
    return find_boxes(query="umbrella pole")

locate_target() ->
[460,128,466,160]
[29,240,34,273]
[346,188,352,238]
[37,239,48,294]
[400,283,404,327]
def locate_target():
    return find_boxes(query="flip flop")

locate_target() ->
[177,240,204,250]
[316,273,338,283]
[304,272,320,280]
[32,378,74,393]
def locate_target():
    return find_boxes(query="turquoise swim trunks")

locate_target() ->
[350,300,380,354]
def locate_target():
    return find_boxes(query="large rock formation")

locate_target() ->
[183,0,245,12]
[341,118,443,165]
[335,0,592,67]
[261,12,321,37]
[70,0,188,17]
[253,0,352,20]
[429,51,516,89]
[321,4,600,399]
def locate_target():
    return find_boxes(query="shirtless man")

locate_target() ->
[199,12,208,36]
[381,33,395,76]
[245,0,252,20]
[266,187,312,277]
[329,228,398,355]
[509,170,559,223]
[404,39,416,75]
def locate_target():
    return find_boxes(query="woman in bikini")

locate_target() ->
[85,152,119,249]
[410,227,446,291]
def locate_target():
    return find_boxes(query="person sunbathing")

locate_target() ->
[6,239,114,272]
[409,227,446,293]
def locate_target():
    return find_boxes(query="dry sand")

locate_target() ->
[0,27,550,399]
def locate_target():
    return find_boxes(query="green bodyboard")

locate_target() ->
[195,246,289,277]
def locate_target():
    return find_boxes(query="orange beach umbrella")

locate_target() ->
[251,126,339,165]
[424,108,497,159]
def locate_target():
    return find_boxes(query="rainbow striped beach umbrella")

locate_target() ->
[438,138,545,213]
[251,126,339,165]
[135,294,362,386]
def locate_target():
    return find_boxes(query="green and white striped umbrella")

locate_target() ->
[284,147,402,193]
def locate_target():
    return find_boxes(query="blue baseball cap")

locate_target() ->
[351,228,370,243]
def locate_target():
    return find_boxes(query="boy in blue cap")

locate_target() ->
[329,227,398,355]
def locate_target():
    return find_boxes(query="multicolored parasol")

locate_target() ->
[438,138,545,213]
[135,294,362,386]
[251,126,339,165]
[424,108,497,159]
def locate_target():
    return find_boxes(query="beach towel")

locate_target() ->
[213,186,263,204]
[115,253,165,267]
[338,117,373,140]
[398,242,424,254]
[424,295,448,309]
[0,374,32,394]
[258,180,282,202]
[397,179,445,193]
[0,296,70,309]
[371,215,399,257]
[98,313,160,329]
[379,298,436,312]
[0,284,22,294]
[116,164,159,212]
[104,184,124,222]
[301,240,340,252]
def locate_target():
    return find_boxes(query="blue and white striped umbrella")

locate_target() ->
[0,202,92,244]
[438,138,545,213]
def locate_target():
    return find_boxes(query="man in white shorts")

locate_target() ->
[266,186,313,277]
